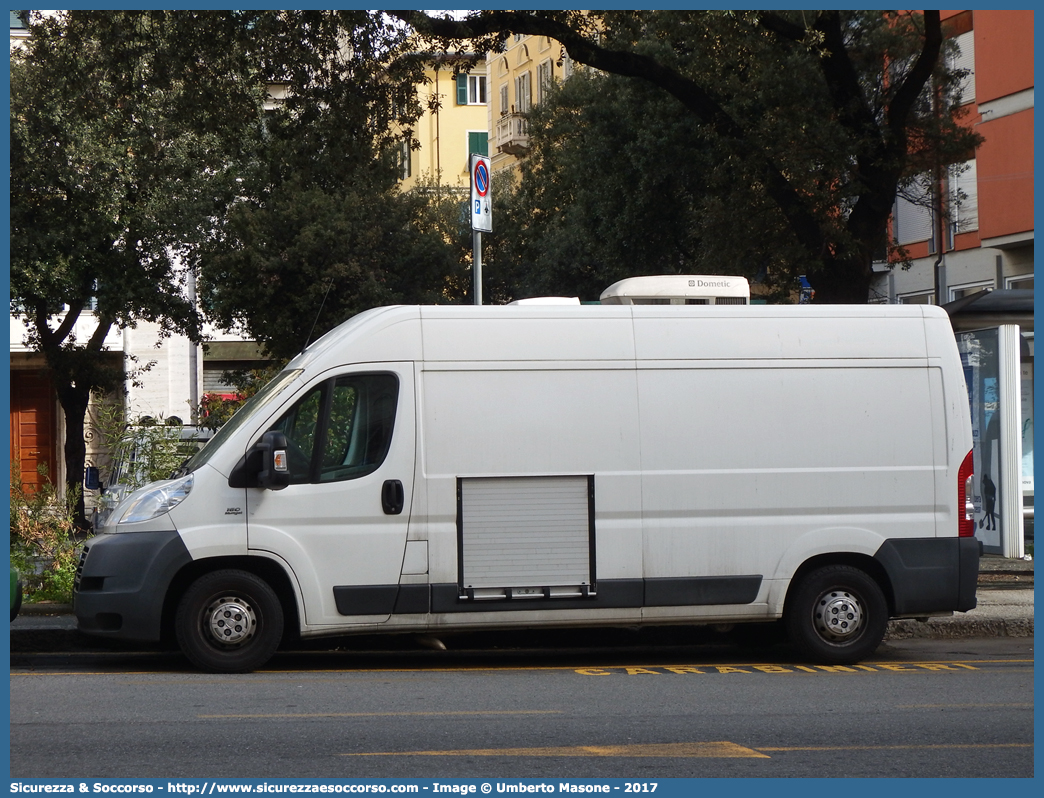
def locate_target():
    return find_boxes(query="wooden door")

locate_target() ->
[10,370,58,490]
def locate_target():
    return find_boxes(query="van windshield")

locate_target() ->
[180,369,303,474]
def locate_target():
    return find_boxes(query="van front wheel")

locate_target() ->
[175,570,284,673]
[785,565,887,665]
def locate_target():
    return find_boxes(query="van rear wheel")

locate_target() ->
[785,565,887,665]
[175,570,283,673]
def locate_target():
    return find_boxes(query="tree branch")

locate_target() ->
[35,298,84,351]
[392,10,829,259]
[888,10,941,139]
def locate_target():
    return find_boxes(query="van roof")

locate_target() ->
[288,303,951,374]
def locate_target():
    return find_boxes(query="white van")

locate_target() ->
[74,304,979,672]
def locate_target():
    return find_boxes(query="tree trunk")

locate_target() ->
[55,382,91,532]
[809,254,875,304]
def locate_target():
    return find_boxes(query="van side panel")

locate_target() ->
[417,365,643,620]
[636,364,938,592]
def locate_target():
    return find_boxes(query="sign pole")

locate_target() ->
[473,230,483,306]
[469,153,492,306]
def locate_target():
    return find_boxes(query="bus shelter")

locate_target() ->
[943,289,1033,559]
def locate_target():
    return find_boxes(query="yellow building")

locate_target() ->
[400,57,490,192]
[487,34,571,176]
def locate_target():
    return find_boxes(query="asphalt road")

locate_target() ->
[10,637,1033,779]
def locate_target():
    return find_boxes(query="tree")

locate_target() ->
[481,71,750,302]
[394,10,982,303]
[11,11,269,525]
[194,12,465,360]
[12,11,465,522]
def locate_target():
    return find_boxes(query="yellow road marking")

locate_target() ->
[344,742,1031,759]
[757,744,1032,752]
[345,742,767,758]
[897,703,1033,709]
[10,658,1034,678]
[201,710,562,719]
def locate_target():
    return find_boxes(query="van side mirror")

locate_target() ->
[257,431,291,490]
[229,430,291,490]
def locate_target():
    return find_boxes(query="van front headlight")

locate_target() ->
[115,474,194,527]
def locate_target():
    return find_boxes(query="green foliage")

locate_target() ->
[193,12,463,359]
[10,11,462,520]
[401,10,983,303]
[197,364,286,431]
[9,466,81,604]
[197,178,461,361]
[92,406,198,491]
[11,11,267,347]
[10,10,272,523]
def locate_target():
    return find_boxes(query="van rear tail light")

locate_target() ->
[958,449,975,537]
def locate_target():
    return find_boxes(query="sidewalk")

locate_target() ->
[10,556,1033,651]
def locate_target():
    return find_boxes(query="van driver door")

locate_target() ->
[245,364,416,628]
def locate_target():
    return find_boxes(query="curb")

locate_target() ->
[17,603,73,615]
[885,617,1033,640]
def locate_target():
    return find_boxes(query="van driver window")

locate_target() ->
[269,373,399,484]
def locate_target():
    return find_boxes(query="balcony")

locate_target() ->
[496,112,530,156]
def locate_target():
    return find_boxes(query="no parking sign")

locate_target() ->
[470,154,492,232]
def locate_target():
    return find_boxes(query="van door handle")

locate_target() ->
[382,479,404,515]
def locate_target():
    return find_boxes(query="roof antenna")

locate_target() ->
[304,279,334,348]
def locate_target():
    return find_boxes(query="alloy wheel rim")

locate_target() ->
[812,588,864,642]
[203,595,257,647]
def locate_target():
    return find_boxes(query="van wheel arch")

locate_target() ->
[786,553,895,616]
[783,559,891,665]
[161,555,300,648]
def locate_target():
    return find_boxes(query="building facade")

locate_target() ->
[399,58,490,192]
[486,34,571,176]
[873,10,1033,305]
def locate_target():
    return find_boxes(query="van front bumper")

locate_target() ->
[74,530,191,642]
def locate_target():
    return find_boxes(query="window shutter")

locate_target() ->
[894,175,934,246]
[949,31,976,105]
[456,74,468,105]
[468,131,488,157]
[949,160,978,233]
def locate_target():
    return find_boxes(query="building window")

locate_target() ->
[948,159,978,235]
[948,29,976,106]
[537,60,554,105]
[499,84,509,116]
[456,73,487,106]
[894,174,935,248]
[516,71,532,113]
[467,131,488,159]
[898,291,935,305]
[1007,275,1034,291]
[950,281,994,302]
[399,139,411,180]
